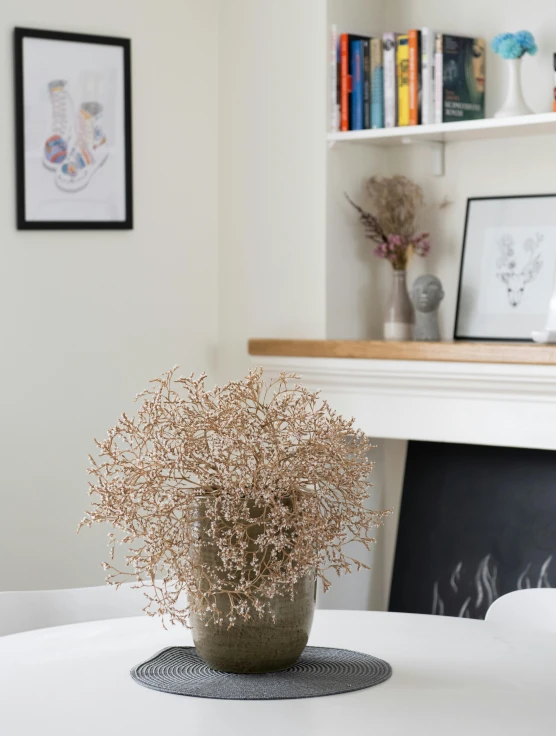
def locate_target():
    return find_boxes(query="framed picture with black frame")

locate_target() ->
[14,27,133,230]
[454,194,556,342]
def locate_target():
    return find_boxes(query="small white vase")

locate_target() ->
[383,269,414,341]
[494,57,533,118]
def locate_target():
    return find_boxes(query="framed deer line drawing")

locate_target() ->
[455,194,556,341]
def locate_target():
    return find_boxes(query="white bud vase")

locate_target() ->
[494,57,533,118]
[383,269,414,341]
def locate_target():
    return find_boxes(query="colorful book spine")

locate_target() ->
[370,37,384,128]
[383,32,397,128]
[434,33,443,123]
[421,28,434,125]
[397,34,410,126]
[330,25,339,132]
[351,40,363,130]
[340,34,350,131]
[442,35,485,121]
[340,34,368,130]
[363,39,371,129]
[408,30,421,125]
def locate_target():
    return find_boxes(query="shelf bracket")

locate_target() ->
[401,137,445,177]
[429,140,445,177]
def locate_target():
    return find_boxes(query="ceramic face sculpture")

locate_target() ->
[411,275,444,341]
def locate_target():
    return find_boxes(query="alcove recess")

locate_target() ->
[326,0,556,343]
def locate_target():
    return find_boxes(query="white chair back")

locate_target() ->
[486,589,556,632]
[0,583,149,636]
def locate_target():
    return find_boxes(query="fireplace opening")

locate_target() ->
[389,440,556,619]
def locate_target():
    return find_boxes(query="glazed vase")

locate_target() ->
[494,57,533,118]
[384,269,414,341]
[190,500,316,674]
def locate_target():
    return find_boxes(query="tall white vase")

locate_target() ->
[494,57,533,118]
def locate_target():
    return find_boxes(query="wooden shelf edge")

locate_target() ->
[248,339,556,366]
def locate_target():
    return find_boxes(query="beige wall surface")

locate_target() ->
[0,0,219,590]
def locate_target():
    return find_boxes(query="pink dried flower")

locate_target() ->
[346,176,431,270]
[413,232,431,257]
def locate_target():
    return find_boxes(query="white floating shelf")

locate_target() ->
[327,112,556,147]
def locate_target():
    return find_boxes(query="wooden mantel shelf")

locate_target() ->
[248,339,556,366]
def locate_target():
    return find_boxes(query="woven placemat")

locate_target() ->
[131,646,392,700]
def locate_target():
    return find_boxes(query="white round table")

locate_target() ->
[1,609,555,735]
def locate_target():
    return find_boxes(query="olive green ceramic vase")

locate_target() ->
[191,574,316,674]
[190,501,316,674]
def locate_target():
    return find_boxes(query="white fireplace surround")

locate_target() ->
[250,354,556,611]
[252,355,556,451]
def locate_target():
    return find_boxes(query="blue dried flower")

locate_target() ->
[515,30,537,54]
[498,36,523,59]
[491,32,513,55]
[492,30,538,59]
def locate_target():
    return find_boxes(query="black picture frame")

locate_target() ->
[14,27,133,230]
[454,194,556,342]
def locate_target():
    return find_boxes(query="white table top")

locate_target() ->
[1,609,555,735]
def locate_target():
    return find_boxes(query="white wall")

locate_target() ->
[218,0,328,382]
[326,0,389,340]
[0,0,219,590]
[317,437,407,612]
[216,0,413,612]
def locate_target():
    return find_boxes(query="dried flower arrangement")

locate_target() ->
[491,31,537,60]
[346,175,430,270]
[80,368,389,628]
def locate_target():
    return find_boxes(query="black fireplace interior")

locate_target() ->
[389,440,556,619]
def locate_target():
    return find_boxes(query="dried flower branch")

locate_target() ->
[346,175,430,270]
[80,368,389,627]
[366,175,424,237]
[344,193,387,244]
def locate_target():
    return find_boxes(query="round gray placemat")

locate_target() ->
[130,646,392,700]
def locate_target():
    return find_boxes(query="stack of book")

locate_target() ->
[331,27,486,131]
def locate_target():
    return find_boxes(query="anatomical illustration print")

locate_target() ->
[495,232,543,308]
[455,196,556,340]
[476,225,556,322]
[44,80,109,192]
